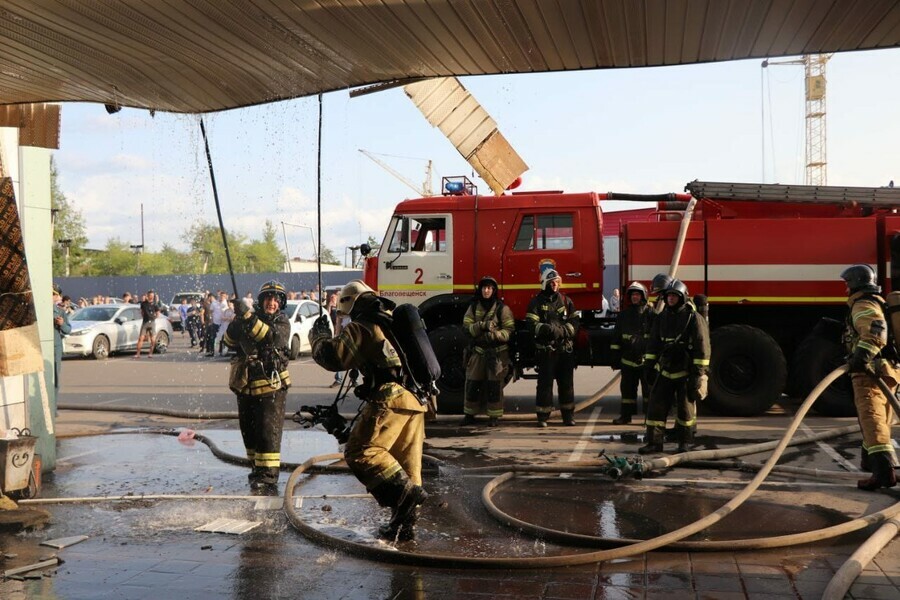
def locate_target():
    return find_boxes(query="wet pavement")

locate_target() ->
[2,337,900,599]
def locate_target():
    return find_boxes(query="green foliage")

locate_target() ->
[318,245,340,266]
[50,156,89,276]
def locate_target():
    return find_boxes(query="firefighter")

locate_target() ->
[609,282,652,425]
[462,276,516,426]
[526,269,580,427]
[649,273,674,308]
[640,279,710,454]
[223,280,292,496]
[309,280,428,541]
[841,264,899,490]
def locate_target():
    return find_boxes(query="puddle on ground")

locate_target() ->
[491,478,850,541]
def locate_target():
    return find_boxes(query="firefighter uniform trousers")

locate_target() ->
[464,349,509,418]
[237,389,287,484]
[645,375,693,445]
[851,372,896,458]
[535,348,576,420]
[345,383,426,488]
[619,364,649,419]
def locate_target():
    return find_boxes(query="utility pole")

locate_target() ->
[359,149,433,196]
[762,54,833,186]
[199,250,212,275]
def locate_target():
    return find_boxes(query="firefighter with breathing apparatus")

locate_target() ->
[841,264,899,490]
[609,281,652,425]
[526,268,580,427]
[640,279,710,454]
[462,275,516,427]
[309,280,428,541]
[223,280,292,496]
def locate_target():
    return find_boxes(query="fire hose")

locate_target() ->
[282,365,899,571]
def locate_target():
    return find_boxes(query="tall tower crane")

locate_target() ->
[358,149,433,196]
[762,54,833,186]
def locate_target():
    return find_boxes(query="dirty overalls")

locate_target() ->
[224,309,291,487]
[526,289,579,424]
[643,302,710,447]
[463,299,515,418]
[610,301,652,422]
[310,319,426,492]
[845,292,899,474]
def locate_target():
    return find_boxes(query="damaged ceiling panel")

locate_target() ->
[1,0,899,113]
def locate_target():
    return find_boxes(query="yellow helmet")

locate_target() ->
[338,280,375,315]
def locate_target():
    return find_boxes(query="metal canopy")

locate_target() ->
[2,0,900,114]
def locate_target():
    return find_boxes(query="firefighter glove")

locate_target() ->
[312,313,332,338]
[470,322,484,336]
[235,298,254,318]
[549,323,566,341]
[848,348,874,373]
[563,322,576,339]
[687,372,709,403]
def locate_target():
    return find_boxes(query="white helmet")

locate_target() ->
[540,269,561,290]
[338,279,375,315]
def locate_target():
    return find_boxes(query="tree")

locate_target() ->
[91,239,139,276]
[50,156,88,276]
[318,244,340,266]
[244,220,286,272]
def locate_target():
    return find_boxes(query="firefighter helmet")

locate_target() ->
[476,275,499,294]
[840,264,879,294]
[651,273,673,294]
[338,279,376,315]
[664,279,689,304]
[540,269,562,290]
[258,280,287,309]
[625,281,648,302]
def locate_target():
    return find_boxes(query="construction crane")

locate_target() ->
[358,149,433,196]
[762,54,833,186]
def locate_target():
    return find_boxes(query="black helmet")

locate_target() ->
[476,275,499,295]
[625,281,647,303]
[651,273,673,294]
[664,279,689,304]
[258,280,287,309]
[840,264,879,294]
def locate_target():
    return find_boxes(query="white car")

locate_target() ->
[282,299,332,359]
[62,304,174,359]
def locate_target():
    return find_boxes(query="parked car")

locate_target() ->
[62,304,174,359]
[166,292,205,331]
[282,299,332,359]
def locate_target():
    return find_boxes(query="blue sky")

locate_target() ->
[53,48,900,263]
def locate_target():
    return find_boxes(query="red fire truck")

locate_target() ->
[359,177,900,416]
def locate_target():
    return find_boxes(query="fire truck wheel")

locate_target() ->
[792,333,855,417]
[708,325,786,417]
[428,325,468,413]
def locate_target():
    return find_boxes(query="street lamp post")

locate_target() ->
[58,239,73,277]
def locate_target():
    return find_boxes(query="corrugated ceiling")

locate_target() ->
[1,0,899,113]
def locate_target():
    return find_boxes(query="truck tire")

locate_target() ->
[792,333,855,417]
[428,325,468,414]
[708,325,786,416]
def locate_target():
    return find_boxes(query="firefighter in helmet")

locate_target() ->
[841,264,899,490]
[525,268,580,427]
[223,280,292,495]
[609,282,652,424]
[640,279,710,454]
[650,273,674,307]
[462,276,516,426]
[309,280,428,541]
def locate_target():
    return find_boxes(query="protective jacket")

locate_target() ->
[645,303,710,380]
[310,304,426,490]
[611,303,651,368]
[224,309,291,397]
[525,289,579,352]
[464,299,515,357]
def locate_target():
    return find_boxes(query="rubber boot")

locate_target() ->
[857,452,898,491]
[536,415,549,428]
[460,414,476,426]
[561,409,576,426]
[638,428,663,454]
[375,473,428,540]
[612,403,634,425]
[860,450,871,473]
[488,416,499,427]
